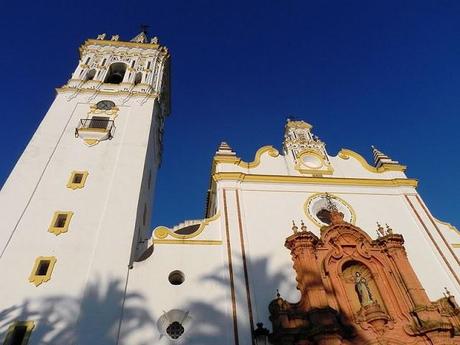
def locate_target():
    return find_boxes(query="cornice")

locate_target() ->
[212,172,418,188]
[55,87,159,99]
[80,39,162,54]
[432,216,460,234]
[338,149,407,173]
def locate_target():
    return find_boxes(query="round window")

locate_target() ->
[301,154,323,169]
[168,270,185,285]
[305,193,355,227]
[96,100,115,110]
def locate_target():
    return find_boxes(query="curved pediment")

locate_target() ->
[321,221,374,247]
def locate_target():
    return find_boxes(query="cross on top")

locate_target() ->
[140,24,150,34]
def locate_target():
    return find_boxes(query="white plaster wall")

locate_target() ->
[122,242,234,345]
[219,182,460,332]
[0,93,161,344]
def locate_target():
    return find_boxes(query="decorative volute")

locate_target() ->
[371,145,399,168]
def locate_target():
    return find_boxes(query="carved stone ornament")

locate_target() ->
[268,212,460,344]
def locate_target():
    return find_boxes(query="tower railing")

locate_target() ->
[75,118,116,140]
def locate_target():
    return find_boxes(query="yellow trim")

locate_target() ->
[433,217,460,234]
[153,239,223,245]
[3,321,35,345]
[88,104,120,117]
[48,211,73,236]
[452,244,460,248]
[214,145,280,169]
[28,256,57,287]
[55,87,159,99]
[66,171,88,190]
[304,192,357,227]
[81,39,160,51]
[153,212,220,240]
[83,139,99,146]
[286,120,312,129]
[212,172,418,187]
[294,149,334,175]
[77,128,108,133]
[338,149,407,173]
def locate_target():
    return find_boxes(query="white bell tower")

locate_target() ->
[0,31,170,344]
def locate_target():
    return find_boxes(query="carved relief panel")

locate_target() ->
[269,211,460,345]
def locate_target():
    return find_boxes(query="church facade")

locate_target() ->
[1,33,459,345]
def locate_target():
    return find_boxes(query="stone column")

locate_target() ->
[381,234,431,308]
[285,231,328,310]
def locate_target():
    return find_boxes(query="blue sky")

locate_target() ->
[1,1,459,229]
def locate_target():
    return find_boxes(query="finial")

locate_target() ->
[371,145,400,168]
[130,27,149,43]
[300,220,307,232]
[215,141,236,156]
[276,289,281,298]
[385,223,393,235]
[376,222,385,237]
[97,33,106,40]
[292,220,298,234]
[110,34,119,41]
[151,36,159,44]
[444,287,452,298]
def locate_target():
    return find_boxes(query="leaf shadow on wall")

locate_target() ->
[181,256,369,345]
[0,278,156,345]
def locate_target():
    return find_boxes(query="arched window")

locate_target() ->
[134,72,142,85]
[85,69,96,81]
[104,62,127,84]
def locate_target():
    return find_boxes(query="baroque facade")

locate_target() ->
[0,33,459,345]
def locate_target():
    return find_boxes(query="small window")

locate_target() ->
[67,171,88,190]
[85,69,96,81]
[48,211,73,236]
[134,72,142,85]
[147,61,151,69]
[102,58,106,66]
[36,260,50,276]
[29,256,57,286]
[73,174,83,184]
[166,322,184,339]
[168,270,185,285]
[3,321,35,345]
[55,215,67,228]
[89,116,110,129]
[85,57,91,64]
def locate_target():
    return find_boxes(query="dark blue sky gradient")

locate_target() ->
[1,1,459,229]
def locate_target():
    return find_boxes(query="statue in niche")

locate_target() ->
[355,272,374,306]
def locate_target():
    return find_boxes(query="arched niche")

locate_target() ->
[340,260,386,315]
[85,69,96,81]
[134,72,142,85]
[104,62,127,84]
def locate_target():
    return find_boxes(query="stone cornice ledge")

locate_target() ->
[213,172,418,188]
